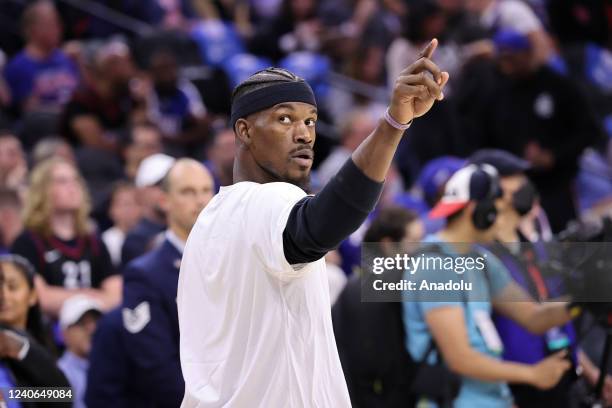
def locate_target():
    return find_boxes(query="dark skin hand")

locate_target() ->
[387,39,448,123]
[233,39,449,187]
[352,38,448,183]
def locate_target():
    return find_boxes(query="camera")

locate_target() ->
[556,217,612,322]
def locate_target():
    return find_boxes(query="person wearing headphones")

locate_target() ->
[402,163,576,408]
[468,149,612,408]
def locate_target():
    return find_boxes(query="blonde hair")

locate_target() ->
[23,158,92,237]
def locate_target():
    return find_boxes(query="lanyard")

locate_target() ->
[523,248,548,301]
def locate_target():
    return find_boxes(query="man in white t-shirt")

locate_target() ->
[465,0,553,64]
[177,40,449,407]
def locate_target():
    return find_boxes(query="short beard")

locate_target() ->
[257,161,311,192]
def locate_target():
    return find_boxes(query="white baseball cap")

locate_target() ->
[428,163,501,219]
[135,153,176,188]
[59,295,103,329]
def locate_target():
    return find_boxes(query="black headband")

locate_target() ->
[230,81,317,130]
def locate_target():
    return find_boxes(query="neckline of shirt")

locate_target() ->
[165,230,186,254]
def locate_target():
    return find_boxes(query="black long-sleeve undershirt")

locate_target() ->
[283,158,383,265]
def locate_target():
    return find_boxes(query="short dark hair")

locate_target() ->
[109,181,136,203]
[231,67,303,104]
[364,206,419,243]
[0,130,17,141]
[0,129,13,138]
[21,0,54,35]
[147,47,177,69]
[120,121,161,148]
[403,1,443,43]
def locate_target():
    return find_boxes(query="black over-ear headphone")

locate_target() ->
[470,164,502,230]
[512,180,537,216]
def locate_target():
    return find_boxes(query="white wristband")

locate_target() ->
[384,108,412,130]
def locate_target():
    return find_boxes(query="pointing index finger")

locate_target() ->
[420,38,438,60]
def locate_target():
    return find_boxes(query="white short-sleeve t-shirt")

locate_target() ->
[482,0,542,34]
[177,181,351,408]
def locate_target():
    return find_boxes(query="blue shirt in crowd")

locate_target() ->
[402,235,513,408]
[148,80,205,138]
[4,49,78,110]
[58,351,88,408]
[0,362,20,408]
[491,242,577,365]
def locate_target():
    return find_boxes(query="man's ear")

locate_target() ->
[235,119,251,146]
[158,190,170,214]
[465,201,477,219]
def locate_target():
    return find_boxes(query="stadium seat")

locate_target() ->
[584,43,612,93]
[131,29,204,68]
[222,53,273,89]
[190,20,245,67]
[279,52,331,101]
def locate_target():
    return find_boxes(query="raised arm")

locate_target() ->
[352,38,448,182]
[283,39,449,265]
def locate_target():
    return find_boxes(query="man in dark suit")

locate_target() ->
[85,307,138,408]
[120,159,214,407]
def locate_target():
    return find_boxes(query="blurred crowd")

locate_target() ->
[0,0,608,407]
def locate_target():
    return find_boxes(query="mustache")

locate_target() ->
[289,145,313,152]
[289,145,314,158]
